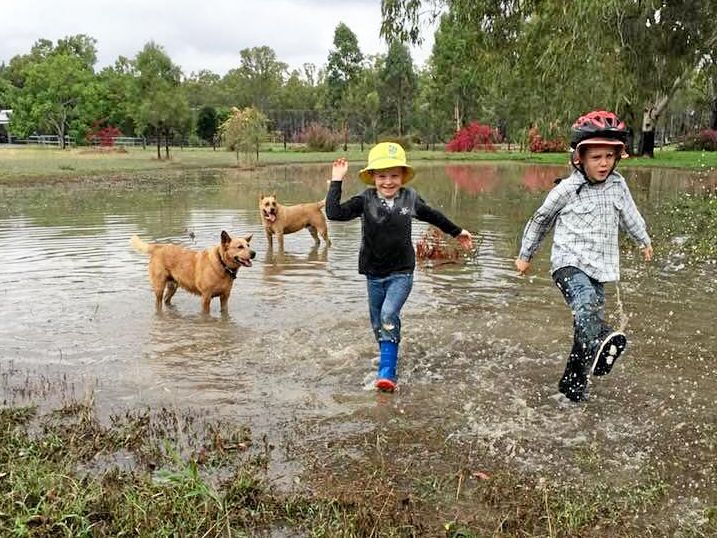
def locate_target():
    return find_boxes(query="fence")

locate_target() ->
[5,135,76,146]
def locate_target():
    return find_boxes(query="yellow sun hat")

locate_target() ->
[358,142,415,185]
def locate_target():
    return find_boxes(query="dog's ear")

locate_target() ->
[271,192,276,199]
[221,230,231,245]
[244,233,253,243]
[259,193,264,200]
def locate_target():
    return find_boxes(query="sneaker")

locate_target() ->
[375,378,397,392]
[591,331,627,376]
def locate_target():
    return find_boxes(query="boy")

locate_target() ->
[515,110,653,402]
[327,142,473,392]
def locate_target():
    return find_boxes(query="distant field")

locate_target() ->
[0,144,715,184]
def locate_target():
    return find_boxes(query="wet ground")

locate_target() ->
[1,162,715,533]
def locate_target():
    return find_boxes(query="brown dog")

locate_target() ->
[130,231,255,314]
[259,194,331,250]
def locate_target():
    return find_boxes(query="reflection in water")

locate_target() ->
[444,164,500,194]
[0,163,715,504]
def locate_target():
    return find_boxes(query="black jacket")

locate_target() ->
[326,181,462,276]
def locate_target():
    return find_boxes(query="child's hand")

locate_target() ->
[455,229,473,250]
[331,158,349,182]
[642,244,653,262]
[515,258,531,275]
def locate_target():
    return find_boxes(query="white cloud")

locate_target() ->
[1,0,434,76]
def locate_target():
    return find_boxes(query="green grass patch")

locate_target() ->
[1,145,716,184]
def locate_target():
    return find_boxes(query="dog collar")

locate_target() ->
[217,251,237,280]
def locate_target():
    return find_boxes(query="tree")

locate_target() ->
[379,41,417,136]
[342,61,382,147]
[95,57,138,137]
[325,23,365,118]
[196,105,218,146]
[132,42,190,159]
[220,106,268,164]
[380,0,717,156]
[9,39,97,148]
[237,46,287,110]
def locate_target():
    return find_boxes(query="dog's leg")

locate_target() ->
[320,228,331,247]
[266,230,274,250]
[307,226,319,245]
[152,277,166,311]
[219,293,229,313]
[277,232,285,251]
[164,280,178,305]
[201,295,212,315]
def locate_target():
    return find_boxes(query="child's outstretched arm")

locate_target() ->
[331,158,348,182]
[515,186,567,275]
[618,183,653,263]
[325,158,363,221]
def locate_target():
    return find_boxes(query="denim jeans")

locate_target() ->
[366,272,414,343]
[553,266,611,368]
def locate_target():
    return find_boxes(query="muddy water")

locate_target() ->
[1,163,715,509]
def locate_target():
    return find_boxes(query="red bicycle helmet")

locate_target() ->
[570,110,628,150]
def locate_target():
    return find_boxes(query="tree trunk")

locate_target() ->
[710,98,717,131]
[164,129,170,159]
[454,99,461,132]
[156,132,161,160]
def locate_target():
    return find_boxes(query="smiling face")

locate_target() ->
[371,166,406,198]
[220,231,255,268]
[576,145,619,182]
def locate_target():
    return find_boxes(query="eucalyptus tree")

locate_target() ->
[8,35,99,148]
[379,41,417,137]
[132,42,190,159]
[95,56,138,137]
[342,59,382,147]
[325,22,365,127]
[237,46,287,110]
[381,0,717,156]
[183,69,222,109]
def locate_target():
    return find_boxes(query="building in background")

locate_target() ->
[0,110,12,143]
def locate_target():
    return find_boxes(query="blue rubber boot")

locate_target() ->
[376,341,398,392]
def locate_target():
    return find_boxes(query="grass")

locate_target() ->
[1,144,716,184]
[4,398,714,537]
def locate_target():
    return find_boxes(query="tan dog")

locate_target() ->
[259,194,331,250]
[130,231,255,314]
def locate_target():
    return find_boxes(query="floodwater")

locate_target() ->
[1,162,715,518]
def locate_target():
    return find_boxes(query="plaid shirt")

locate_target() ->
[518,170,651,282]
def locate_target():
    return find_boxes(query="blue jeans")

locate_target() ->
[553,266,611,368]
[366,272,414,343]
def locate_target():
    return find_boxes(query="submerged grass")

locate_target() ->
[1,398,715,537]
[650,191,717,263]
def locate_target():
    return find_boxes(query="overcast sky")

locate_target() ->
[1,0,436,76]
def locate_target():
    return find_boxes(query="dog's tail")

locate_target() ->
[317,200,326,209]
[130,235,153,254]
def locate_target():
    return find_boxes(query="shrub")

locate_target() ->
[446,122,498,152]
[295,123,341,152]
[677,129,717,151]
[528,126,567,153]
[88,125,122,147]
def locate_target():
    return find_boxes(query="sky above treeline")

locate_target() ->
[1,0,436,76]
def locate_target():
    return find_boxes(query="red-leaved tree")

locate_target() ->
[446,122,499,152]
